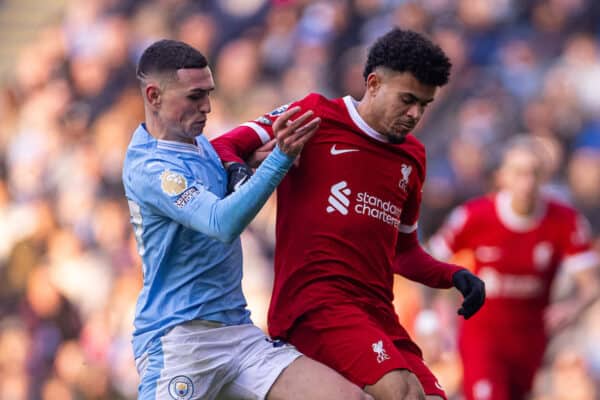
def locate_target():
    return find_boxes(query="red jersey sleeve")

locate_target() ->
[428,205,470,261]
[392,160,464,289]
[560,211,599,274]
[393,231,464,289]
[211,93,322,164]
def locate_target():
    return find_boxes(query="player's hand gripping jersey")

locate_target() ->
[212,93,463,339]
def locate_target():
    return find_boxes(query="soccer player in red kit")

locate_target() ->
[212,29,485,400]
[429,136,600,400]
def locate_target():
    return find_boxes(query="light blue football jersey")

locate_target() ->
[123,124,292,358]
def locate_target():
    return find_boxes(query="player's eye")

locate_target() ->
[401,96,417,105]
[187,92,208,101]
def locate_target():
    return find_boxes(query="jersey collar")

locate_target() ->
[495,190,547,232]
[343,96,390,143]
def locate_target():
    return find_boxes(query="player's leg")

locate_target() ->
[459,328,509,400]
[363,341,447,400]
[266,355,373,400]
[509,331,546,400]
[216,325,370,400]
[137,320,239,400]
[287,306,441,400]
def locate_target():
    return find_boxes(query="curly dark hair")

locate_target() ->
[363,28,451,87]
[137,39,208,80]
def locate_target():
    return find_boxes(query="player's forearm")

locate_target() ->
[211,126,265,164]
[393,231,464,288]
[190,146,293,242]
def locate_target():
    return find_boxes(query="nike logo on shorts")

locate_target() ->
[330,144,359,155]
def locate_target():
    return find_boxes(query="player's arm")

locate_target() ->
[212,95,319,193]
[392,186,484,318]
[131,107,319,243]
[545,215,600,332]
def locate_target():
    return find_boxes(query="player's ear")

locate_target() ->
[365,71,382,97]
[145,84,162,109]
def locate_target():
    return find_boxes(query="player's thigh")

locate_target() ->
[216,326,369,400]
[266,355,372,400]
[363,346,447,400]
[217,328,302,400]
[459,333,509,400]
[364,368,426,400]
[137,321,239,400]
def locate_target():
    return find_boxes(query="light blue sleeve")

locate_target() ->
[131,146,293,243]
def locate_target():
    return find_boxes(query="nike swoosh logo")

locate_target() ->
[330,144,359,155]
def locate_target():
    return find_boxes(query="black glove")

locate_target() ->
[226,162,253,194]
[452,269,485,319]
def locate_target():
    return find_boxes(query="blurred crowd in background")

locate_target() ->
[0,0,599,398]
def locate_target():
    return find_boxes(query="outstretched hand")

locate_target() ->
[453,270,485,319]
[273,106,320,157]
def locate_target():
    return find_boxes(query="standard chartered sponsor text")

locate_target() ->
[355,192,402,229]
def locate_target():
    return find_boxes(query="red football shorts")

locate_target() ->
[286,304,447,399]
[459,326,546,400]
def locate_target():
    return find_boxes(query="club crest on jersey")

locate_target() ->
[399,164,412,191]
[255,115,273,126]
[372,340,390,363]
[268,103,290,116]
[168,375,194,400]
[161,170,188,196]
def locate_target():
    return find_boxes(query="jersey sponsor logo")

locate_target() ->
[268,103,290,116]
[326,180,405,229]
[474,246,502,263]
[168,375,194,400]
[372,340,390,363]
[175,187,200,208]
[479,267,543,299]
[399,163,412,191]
[255,115,273,126]
[161,170,188,196]
[326,181,351,215]
[330,144,359,155]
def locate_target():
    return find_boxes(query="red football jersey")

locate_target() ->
[430,191,598,331]
[212,93,450,339]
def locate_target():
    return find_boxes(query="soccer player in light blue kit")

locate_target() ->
[123,40,371,400]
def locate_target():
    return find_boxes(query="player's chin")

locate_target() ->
[388,131,409,144]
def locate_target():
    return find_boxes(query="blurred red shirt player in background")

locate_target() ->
[212,28,485,400]
[429,135,600,400]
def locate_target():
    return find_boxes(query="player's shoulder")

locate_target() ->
[460,194,496,219]
[400,134,426,163]
[544,197,580,222]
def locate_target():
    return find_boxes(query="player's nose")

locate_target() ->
[199,97,211,114]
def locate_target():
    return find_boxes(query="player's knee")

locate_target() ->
[359,392,374,400]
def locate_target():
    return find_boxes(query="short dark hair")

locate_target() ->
[136,39,208,80]
[363,28,451,87]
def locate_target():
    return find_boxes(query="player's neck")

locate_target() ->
[145,115,195,145]
[356,97,381,133]
[510,196,537,217]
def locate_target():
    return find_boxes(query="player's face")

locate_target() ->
[367,70,437,143]
[158,67,214,143]
[498,148,544,203]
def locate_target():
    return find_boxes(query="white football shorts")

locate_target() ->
[135,320,302,400]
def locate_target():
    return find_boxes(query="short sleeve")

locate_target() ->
[428,206,470,260]
[560,212,599,274]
